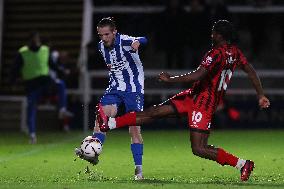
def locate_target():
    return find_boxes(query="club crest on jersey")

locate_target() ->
[108,60,128,72]
[203,56,213,66]
[226,52,236,64]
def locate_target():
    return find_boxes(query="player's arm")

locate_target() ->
[239,63,270,109]
[131,37,147,51]
[159,66,208,83]
[159,49,216,83]
[135,37,147,45]
[121,35,147,51]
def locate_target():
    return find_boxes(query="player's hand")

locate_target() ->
[131,40,140,51]
[158,72,171,82]
[258,95,270,109]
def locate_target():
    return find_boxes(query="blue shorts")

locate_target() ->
[100,91,144,113]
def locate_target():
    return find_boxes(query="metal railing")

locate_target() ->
[70,69,284,97]
[0,95,27,133]
[93,5,284,14]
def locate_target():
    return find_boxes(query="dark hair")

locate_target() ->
[212,20,235,43]
[97,17,116,30]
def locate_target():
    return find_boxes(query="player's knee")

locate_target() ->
[101,104,117,117]
[129,127,141,136]
[130,133,143,143]
[129,127,143,143]
[131,136,143,143]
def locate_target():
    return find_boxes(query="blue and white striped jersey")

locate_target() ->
[98,33,147,94]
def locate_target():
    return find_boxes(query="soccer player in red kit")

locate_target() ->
[96,20,270,181]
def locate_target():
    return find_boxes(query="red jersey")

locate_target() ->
[191,43,248,116]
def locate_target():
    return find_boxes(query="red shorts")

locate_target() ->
[169,89,212,133]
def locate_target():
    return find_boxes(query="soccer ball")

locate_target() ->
[80,136,103,157]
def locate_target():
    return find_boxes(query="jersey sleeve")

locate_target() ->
[121,35,147,46]
[200,49,220,70]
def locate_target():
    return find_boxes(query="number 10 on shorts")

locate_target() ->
[192,111,202,124]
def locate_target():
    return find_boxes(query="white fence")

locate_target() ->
[93,5,284,14]
[69,69,284,97]
[0,96,27,132]
[1,69,283,132]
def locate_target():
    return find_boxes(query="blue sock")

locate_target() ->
[92,132,105,144]
[131,143,143,166]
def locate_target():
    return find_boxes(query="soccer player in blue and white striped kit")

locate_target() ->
[94,17,147,180]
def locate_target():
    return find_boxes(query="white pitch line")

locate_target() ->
[0,137,81,163]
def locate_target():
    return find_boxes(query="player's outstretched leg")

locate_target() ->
[98,104,177,132]
[190,131,254,181]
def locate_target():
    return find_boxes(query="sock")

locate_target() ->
[30,132,36,138]
[116,112,136,128]
[235,159,246,170]
[216,148,238,167]
[131,143,143,167]
[92,132,105,144]
[135,165,143,175]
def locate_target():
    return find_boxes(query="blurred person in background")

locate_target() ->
[75,17,147,180]
[50,50,74,131]
[12,31,73,144]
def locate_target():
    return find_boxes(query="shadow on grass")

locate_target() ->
[83,163,284,188]
[93,177,284,188]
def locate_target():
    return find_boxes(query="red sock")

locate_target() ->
[116,112,136,128]
[217,148,238,167]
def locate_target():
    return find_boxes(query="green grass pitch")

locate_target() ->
[0,129,284,189]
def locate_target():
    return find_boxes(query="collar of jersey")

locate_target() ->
[113,33,120,47]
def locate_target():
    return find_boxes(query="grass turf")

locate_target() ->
[0,129,284,189]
